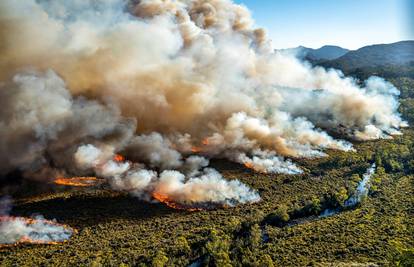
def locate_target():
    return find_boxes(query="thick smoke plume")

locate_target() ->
[0,0,406,206]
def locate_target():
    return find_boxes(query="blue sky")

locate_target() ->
[234,0,413,49]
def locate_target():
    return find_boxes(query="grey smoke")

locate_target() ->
[0,197,73,245]
[0,0,407,206]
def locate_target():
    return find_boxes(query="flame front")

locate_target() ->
[113,154,125,162]
[0,216,75,247]
[202,138,209,145]
[244,162,254,169]
[54,177,101,187]
[191,146,202,153]
[191,138,210,153]
[152,192,203,212]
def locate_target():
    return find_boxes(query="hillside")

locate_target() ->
[321,41,414,71]
[278,45,349,61]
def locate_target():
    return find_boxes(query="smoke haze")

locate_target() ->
[0,197,74,245]
[0,0,406,206]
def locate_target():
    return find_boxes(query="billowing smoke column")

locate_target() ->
[0,0,406,206]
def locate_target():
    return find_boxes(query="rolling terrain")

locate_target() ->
[321,41,414,71]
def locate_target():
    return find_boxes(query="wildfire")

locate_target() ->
[202,138,209,145]
[54,177,102,187]
[0,216,75,247]
[113,154,125,162]
[244,162,254,169]
[191,146,202,153]
[191,138,210,153]
[152,192,203,212]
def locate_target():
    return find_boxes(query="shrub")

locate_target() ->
[265,204,290,226]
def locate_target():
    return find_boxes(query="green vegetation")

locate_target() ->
[1,127,412,266]
[319,41,414,75]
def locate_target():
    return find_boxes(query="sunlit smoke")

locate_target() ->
[74,144,260,208]
[0,0,407,208]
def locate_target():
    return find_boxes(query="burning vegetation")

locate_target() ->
[0,0,406,213]
[54,177,102,187]
[244,162,255,170]
[0,216,75,247]
[0,0,410,260]
[152,192,205,212]
[113,154,125,162]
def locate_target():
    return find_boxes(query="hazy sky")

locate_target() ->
[235,0,413,49]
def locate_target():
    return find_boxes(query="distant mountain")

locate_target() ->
[277,45,350,61]
[321,41,414,71]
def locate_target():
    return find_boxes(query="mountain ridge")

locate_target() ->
[320,40,414,71]
[278,41,414,70]
[277,45,349,61]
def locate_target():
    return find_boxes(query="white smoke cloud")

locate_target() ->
[154,168,260,205]
[0,0,407,206]
[0,216,73,245]
[235,152,302,175]
[0,197,73,245]
[74,144,260,206]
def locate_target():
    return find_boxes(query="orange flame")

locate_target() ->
[202,138,209,145]
[152,192,203,212]
[191,146,202,153]
[244,162,254,169]
[190,138,210,153]
[113,154,124,162]
[0,216,76,247]
[54,177,101,187]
